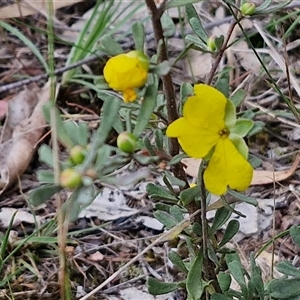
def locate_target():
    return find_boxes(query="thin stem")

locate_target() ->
[205,19,239,85]
[145,0,188,186]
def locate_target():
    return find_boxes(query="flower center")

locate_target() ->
[219,128,229,139]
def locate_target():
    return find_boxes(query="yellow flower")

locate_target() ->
[166,84,253,195]
[103,50,149,103]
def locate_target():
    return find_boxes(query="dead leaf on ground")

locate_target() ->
[182,153,300,186]
[0,207,41,228]
[0,0,84,19]
[0,83,50,194]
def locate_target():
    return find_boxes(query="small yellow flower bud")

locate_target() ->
[70,145,86,165]
[207,36,217,52]
[117,132,138,154]
[60,168,82,189]
[240,2,256,15]
[103,50,149,103]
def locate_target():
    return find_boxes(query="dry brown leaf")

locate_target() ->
[182,153,300,186]
[0,83,50,194]
[0,0,83,19]
[88,251,104,262]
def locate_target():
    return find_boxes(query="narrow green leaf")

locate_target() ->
[226,259,246,287]
[169,206,184,223]
[224,99,236,129]
[133,84,157,137]
[0,20,49,73]
[147,277,178,295]
[29,185,62,206]
[215,72,230,98]
[290,225,300,247]
[98,36,123,56]
[82,93,121,169]
[210,207,232,234]
[268,278,300,299]
[132,21,145,51]
[185,4,208,42]
[186,253,205,299]
[38,144,54,168]
[147,183,178,201]
[227,189,258,206]
[217,272,231,293]
[168,251,188,274]
[230,89,246,107]
[180,185,200,206]
[153,211,177,230]
[37,170,55,184]
[247,121,264,137]
[165,0,200,9]
[211,294,232,300]
[230,119,254,137]
[219,220,239,247]
[161,12,176,37]
[43,102,75,149]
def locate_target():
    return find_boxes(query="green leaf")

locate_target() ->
[230,119,254,137]
[248,154,262,168]
[0,20,49,73]
[153,211,177,230]
[217,272,231,293]
[211,294,232,300]
[169,206,184,223]
[66,185,96,222]
[249,255,264,298]
[227,189,258,206]
[247,121,264,137]
[161,12,176,37]
[147,277,178,295]
[268,278,300,299]
[132,21,145,52]
[219,220,239,247]
[225,99,236,129]
[154,129,164,151]
[38,144,54,168]
[29,185,62,206]
[210,207,232,234]
[43,102,75,150]
[165,0,200,9]
[37,170,55,184]
[180,185,201,206]
[290,225,300,247]
[229,134,248,159]
[186,253,205,300]
[63,121,88,146]
[226,254,246,288]
[98,36,123,56]
[150,60,171,75]
[215,72,230,98]
[185,34,208,50]
[185,4,208,43]
[81,93,121,169]
[133,84,157,137]
[180,82,194,104]
[255,0,272,11]
[168,251,188,274]
[147,183,178,202]
[230,89,246,107]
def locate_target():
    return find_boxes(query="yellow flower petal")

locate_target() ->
[166,118,220,158]
[123,89,137,103]
[184,84,226,131]
[103,52,149,96]
[204,138,253,195]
